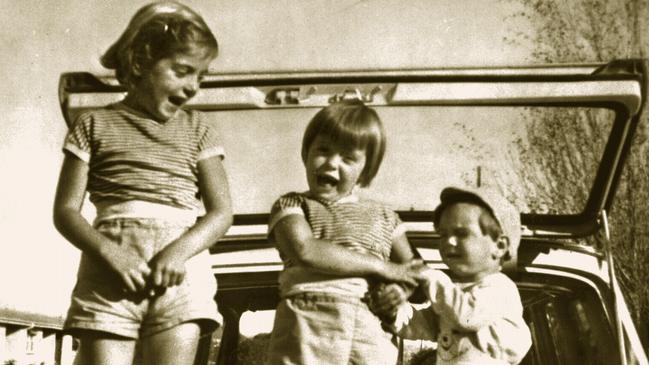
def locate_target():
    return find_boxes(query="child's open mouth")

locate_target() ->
[316,174,338,187]
[168,96,186,106]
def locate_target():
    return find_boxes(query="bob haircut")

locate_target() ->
[301,99,386,187]
[100,1,218,87]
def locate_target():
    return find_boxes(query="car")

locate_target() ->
[56,59,648,364]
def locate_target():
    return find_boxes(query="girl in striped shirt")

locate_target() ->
[266,100,425,365]
[53,2,232,364]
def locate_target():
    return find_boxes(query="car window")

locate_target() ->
[519,283,618,365]
[207,310,273,365]
[205,106,614,217]
[236,311,274,364]
[210,274,621,365]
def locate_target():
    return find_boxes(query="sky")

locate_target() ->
[0,0,533,316]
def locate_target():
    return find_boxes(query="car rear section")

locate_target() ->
[52,59,649,364]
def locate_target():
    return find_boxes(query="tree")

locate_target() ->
[503,0,649,348]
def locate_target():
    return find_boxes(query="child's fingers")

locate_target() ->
[382,288,406,306]
[413,271,431,283]
[378,283,399,296]
[173,272,185,286]
[387,262,419,286]
[161,270,172,287]
[371,286,405,313]
[130,269,148,291]
[154,267,185,287]
[401,276,418,287]
[153,268,164,287]
[165,270,177,287]
[384,283,407,299]
[122,270,146,292]
[139,262,152,276]
[374,297,400,312]
[122,276,137,293]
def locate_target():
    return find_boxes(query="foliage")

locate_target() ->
[508,108,611,215]
[503,0,649,348]
[408,347,437,365]
[399,340,437,365]
[504,0,649,62]
[236,333,270,365]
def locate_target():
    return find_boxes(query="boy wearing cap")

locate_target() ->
[369,186,531,365]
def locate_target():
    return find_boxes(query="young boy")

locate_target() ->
[369,186,532,365]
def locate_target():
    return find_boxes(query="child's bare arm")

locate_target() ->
[273,214,421,286]
[390,232,416,263]
[149,156,233,288]
[390,233,418,294]
[368,233,419,318]
[53,154,151,292]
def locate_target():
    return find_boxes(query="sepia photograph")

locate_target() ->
[1,1,648,364]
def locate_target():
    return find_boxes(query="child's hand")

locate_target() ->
[383,260,427,287]
[148,245,188,289]
[416,268,453,302]
[417,268,452,286]
[367,283,408,319]
[102,243,151,293]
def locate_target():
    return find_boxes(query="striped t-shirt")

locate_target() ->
[63,102,224,211]
[268,192,406,297]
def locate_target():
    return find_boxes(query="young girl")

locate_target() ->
[266,99,424,365]
[53,2,232,364]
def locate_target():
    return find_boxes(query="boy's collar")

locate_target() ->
[452,268,503,284]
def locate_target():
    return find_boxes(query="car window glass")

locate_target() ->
[206,106,614,216]
[520,285,618,365]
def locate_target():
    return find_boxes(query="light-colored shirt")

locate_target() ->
[394,270,531,365]
[268,192,405,298]
[63,102,224,211]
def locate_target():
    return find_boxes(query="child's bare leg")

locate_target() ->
[142,322,201,365]
[73,333,136,365]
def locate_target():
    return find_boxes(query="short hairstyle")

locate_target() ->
[433,198,510,261]
[101,1,218,86]
[301,100,386,187]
